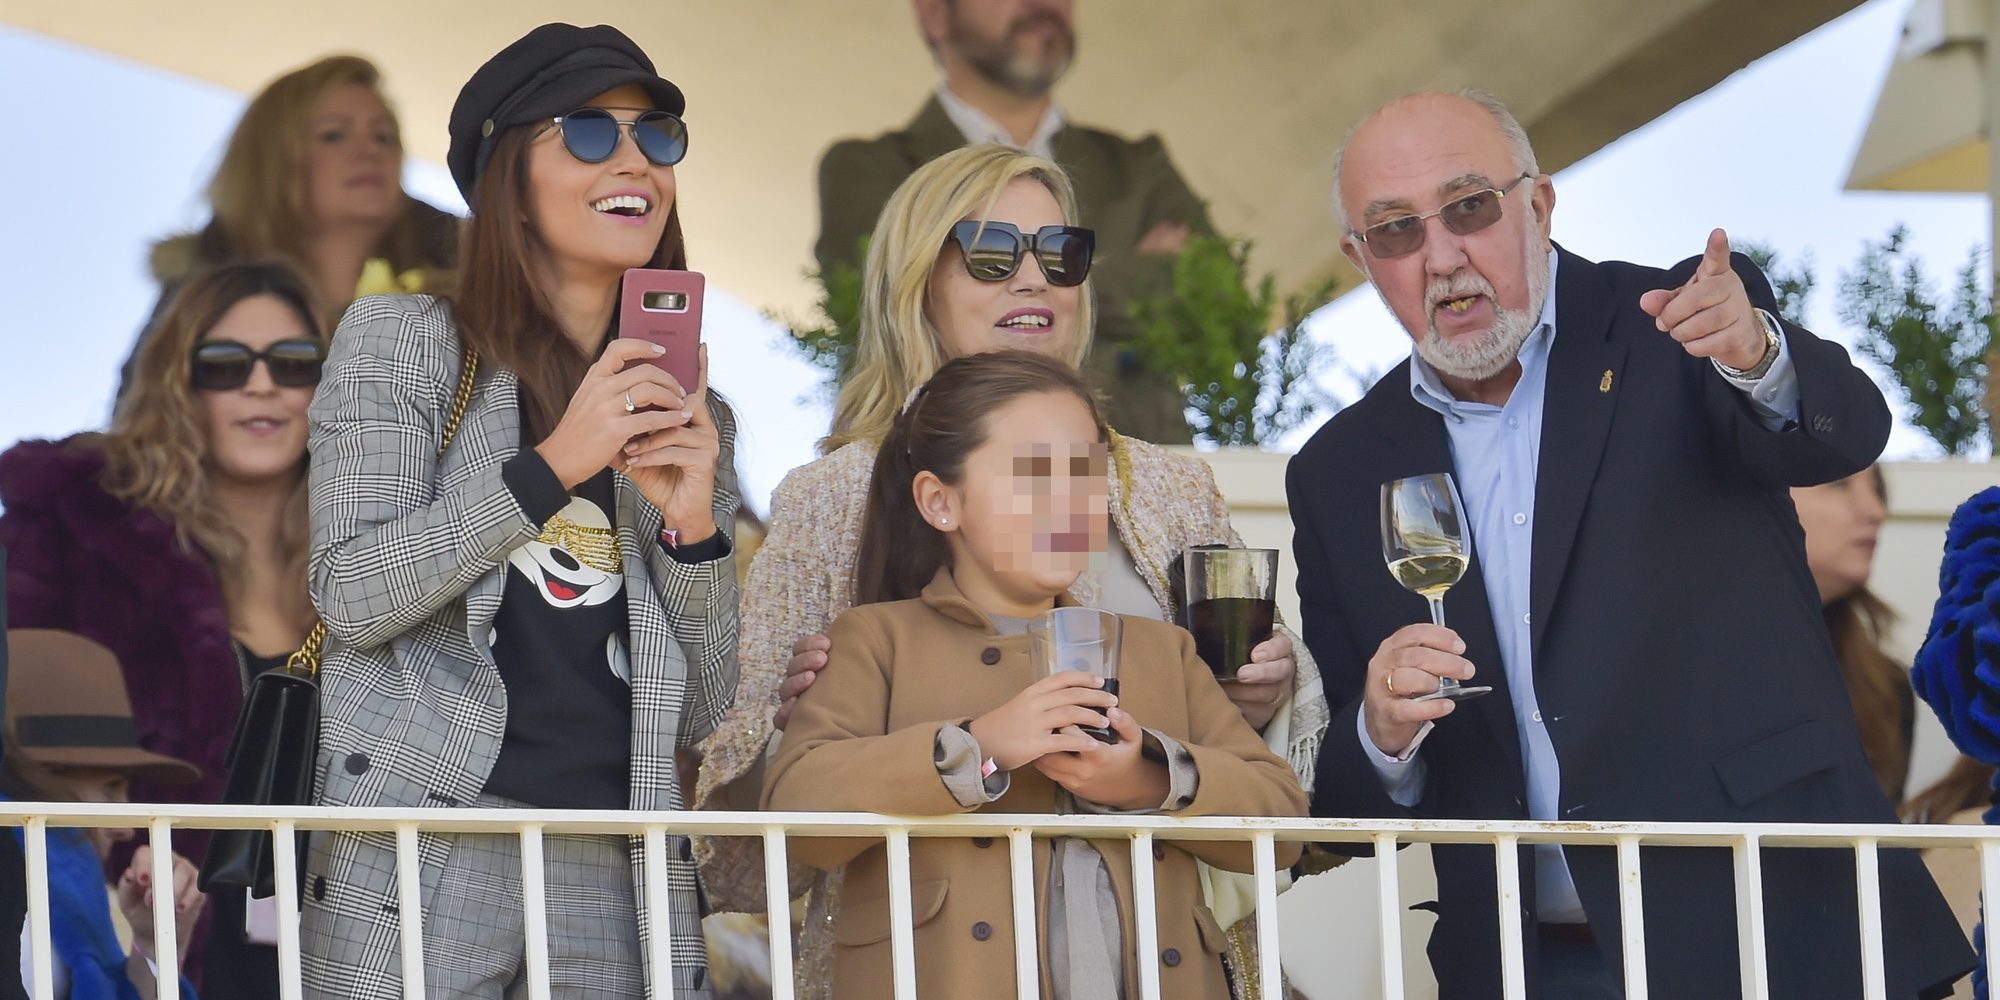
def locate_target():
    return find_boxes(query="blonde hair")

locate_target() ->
[822,144,1093,453]
[101,261,323,634]
[207,56,443,297]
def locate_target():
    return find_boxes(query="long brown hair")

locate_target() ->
[853,350,1106,605]
[208,56,448,287]
[447,126,687,441]
[100,261,323,632]
[1821,468,1912,804]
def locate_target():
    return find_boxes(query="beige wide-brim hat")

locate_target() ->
[5,630,201,787]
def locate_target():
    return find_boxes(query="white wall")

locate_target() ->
[1181,450,1999,999]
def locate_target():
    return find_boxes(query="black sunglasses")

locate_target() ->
[1351,173,1536,260]
[190,339,326,391]
[538,108,689,167]
[945,221,1095,287]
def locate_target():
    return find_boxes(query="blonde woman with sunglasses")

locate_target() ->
[695,143,1328,1000]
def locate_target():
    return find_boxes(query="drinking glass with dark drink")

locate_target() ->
[1184,547,1280,683]
[1381,473,1492,701]
[1029,607,1123,744]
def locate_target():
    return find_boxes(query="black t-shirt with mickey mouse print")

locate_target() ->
[485,466,633,809]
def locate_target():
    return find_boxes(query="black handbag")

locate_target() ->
[198,636,323,897]
[198,344,479,898]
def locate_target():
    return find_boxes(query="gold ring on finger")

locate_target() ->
[1384,670,1398,696]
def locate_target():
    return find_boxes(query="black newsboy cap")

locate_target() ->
[447,23,686,200]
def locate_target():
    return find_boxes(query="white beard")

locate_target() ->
[1381,229,1551,382]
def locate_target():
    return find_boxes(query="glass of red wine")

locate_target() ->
[1029,607,1123,744]
[1184,547,1280,683]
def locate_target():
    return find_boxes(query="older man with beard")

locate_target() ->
[813,0,1211,442]
[1287,89,1972,1000]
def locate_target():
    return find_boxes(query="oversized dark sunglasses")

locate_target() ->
[945,221,1095,287]
[190,339,326,390]
[1351,173,1536,260]
[538,108,689,167]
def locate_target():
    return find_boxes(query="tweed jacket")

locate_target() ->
[764,569,1307,999]
[299,294,740,999]
[694,433,1328,997]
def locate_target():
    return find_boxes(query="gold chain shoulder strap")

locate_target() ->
[289,344,481,676]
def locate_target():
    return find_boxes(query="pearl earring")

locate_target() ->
[939,517,950,526]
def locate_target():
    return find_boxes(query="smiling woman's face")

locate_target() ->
[198,294,317,487]
[524,83,676,282]
[926,177,1083,363]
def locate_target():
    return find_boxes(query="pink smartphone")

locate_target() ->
[618,268,705,392]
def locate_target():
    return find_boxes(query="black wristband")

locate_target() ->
[502,451,569,526]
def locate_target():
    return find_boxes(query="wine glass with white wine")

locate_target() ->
[1381,473,1493,701]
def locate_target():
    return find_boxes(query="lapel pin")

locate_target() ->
[1599,370,1614,394]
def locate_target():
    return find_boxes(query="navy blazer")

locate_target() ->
[1289,247,1973,999]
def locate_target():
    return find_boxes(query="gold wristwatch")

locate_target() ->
[1716,310,1782,381]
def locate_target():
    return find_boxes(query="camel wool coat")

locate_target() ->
[764,569,1307,999]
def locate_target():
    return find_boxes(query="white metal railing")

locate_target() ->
[0,804,1991,1000]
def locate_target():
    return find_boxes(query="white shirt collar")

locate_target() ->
[935,83,1065,161]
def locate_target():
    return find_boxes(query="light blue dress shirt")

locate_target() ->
[1360,250,1801,922]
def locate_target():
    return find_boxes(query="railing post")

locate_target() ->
[1854,838,1888,1000]
[1494,834,1528,1000]
[395,824,428,1000]
[149,818,180,1000]
[519,825,551,1000]
[25,818,51,1000]
[1253,832,1282,999]
[1374,832,1405,1000]
[1733,833,1770,1000]
[763,829,797,1000]
[641,827,675,995]
[1983,840,2000,995]
[1614,834,1648,1000]
[1008,829,1038,1000]
[886,828,917,1000]
[273,820,304,1000]
[1130,833,1162,1000]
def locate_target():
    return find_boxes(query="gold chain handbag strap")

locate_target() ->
[288,344,481,677]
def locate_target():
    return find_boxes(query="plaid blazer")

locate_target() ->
[299,294,739,999]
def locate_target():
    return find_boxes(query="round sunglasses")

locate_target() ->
[538,108,689,167]
[190,339,326,391]
[944,221,1095,287]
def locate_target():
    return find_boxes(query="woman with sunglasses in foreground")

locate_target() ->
[693,143,1329,1000]
[0,260,326,996]
[302,24,735,999]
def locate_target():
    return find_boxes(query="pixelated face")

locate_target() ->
[943,390,1107,596]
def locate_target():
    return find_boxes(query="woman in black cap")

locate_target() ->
[301,23,737,999]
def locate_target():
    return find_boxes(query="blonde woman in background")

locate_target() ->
[695,143,1329,1000]
[118,54,458,406]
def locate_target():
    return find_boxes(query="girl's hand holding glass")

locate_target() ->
[967,671,1116,772]
[1033,706,1171,810]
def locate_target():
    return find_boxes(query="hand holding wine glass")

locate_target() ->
[1381,474,1492,702]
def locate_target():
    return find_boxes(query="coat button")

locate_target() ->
[1162,948,1182,967]
[972,921,993,941]
[345,752,370,775]
[972,837,994,849]
[312,876,326,902]
[980,647,1002,665]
